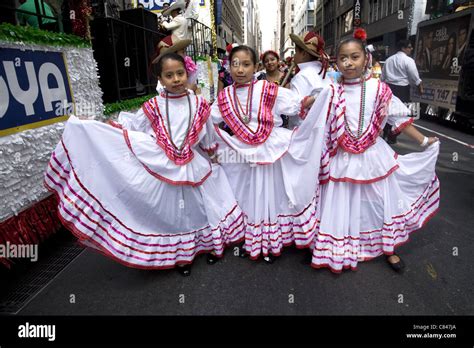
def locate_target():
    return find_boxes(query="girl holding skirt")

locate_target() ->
[45,53,245,276]
[211,45,325,263]
[307,29,440,273]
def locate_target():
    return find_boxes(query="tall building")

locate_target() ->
[243,0,259,50]
[254,6,263,53]
[216,0,244,52]
[279,0,295,58]
[314,0,429,57]
[293,0,316,36]
[274,3,281,52]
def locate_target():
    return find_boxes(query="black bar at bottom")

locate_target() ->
[0,315,472,345]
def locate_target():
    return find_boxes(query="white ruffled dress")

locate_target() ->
[211,80,328,259]
[307,77,440,273]
[45,91,244,269]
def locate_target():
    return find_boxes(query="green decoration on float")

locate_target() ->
[0,23,90,48]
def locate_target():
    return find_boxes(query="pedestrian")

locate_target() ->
[259,50,285,85]
[382,39,424,144]
[287,31,330,129]
[45,52,244,276]
[306,28,440,273]
[259,50,288,127]
[211,45,322,263]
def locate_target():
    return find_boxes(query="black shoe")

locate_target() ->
[300,250,313,265]
[177,264,191,276]
[386,254,405,272]
[263,254,277,264]
[206,253,219,265]
[239,246,248,258]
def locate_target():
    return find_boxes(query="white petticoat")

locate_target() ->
[45,116,245,269]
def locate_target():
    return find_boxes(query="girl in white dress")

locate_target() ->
[45,53,244,276]
[307,30,440,273]
[211,46,323,263]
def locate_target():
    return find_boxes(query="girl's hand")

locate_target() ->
[209,153,219,164]
[427,136,439,146]
[420,136,439,147]
[303,96,315,109]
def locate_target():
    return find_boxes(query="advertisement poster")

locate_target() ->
[412,13,471,109]
[415,14,470,79]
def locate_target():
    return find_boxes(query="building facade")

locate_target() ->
[217,0,244,51]
[314,0,429,58]
[243,0,262,52]
[279,0,295,58]
[293,0,316,36]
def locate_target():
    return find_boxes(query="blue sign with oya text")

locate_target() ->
[0,47,74,137]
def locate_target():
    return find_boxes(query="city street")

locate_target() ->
[12,118,473,316]
[2,0,474,346]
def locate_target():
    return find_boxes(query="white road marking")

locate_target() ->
[414,124,474,148]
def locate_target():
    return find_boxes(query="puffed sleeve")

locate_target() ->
[386,95,414,135]
[210,99,224,124]
[274,86,304,117]
[199,117,218,153]
[115,108,151,132]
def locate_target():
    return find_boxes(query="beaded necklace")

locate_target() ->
[343,76,367,139]
[164,90,193,153]
[233,80,254,124]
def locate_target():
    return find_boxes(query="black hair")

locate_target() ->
[397,39,412,50]
[229,45,258,66]
[336,38,366,57]
[156,52,187,77]
[262,50,279,63]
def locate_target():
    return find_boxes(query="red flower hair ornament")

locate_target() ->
[353,28,367,42]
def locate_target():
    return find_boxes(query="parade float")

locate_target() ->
[0,0,219,268]
[0,22,103,268]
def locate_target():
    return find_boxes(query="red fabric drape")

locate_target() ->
[0,195,62,269]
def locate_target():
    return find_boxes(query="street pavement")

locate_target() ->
[16,119,474,316]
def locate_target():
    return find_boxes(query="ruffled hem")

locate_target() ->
[44,143,245,269]
[311,176,440,273]
[243,189,321,259]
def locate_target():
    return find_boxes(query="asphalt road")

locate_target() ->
[16,119,474,316]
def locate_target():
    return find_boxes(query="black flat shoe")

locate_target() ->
[263,254,277,264]
[386,254,405,272]
[238,246,248,258]
[206,253,219,265]
[177,264,191,276]
[300,250,313,265]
